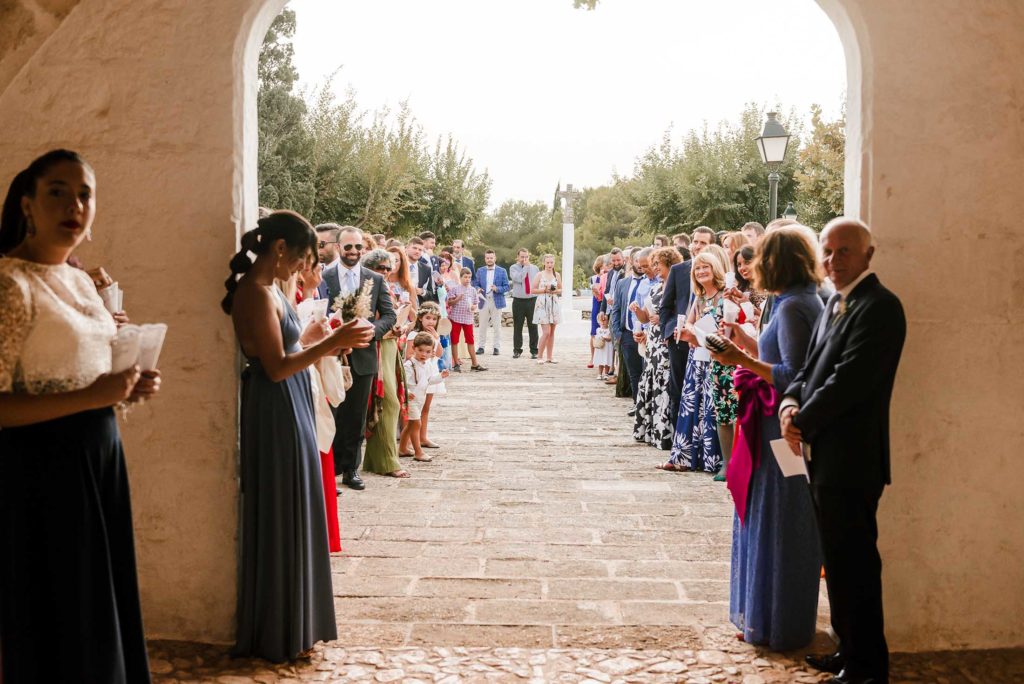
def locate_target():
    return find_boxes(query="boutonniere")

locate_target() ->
[834,297,856,322]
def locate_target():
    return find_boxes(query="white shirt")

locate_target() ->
[409,259,419,286]
[337,263,360,294]
[484,267,495,295]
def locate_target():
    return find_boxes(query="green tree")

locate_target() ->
[257,9,315,214]
[415,136,492,245]
[794,103,845,229]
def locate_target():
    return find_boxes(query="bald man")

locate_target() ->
[780,218,905,684]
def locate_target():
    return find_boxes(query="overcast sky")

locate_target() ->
[287,0,846,208]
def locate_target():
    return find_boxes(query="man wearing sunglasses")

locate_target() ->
[324,226,397,492]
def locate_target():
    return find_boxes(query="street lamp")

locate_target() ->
[755,112,792,222]
[782,202,798,221]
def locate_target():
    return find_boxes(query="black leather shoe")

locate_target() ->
[829,668,887,684]
[806,652,846,675]
[513,351,522,358]
[627,408,636,417]
[336,488,343,496]
[492,349,499,355]
[342,472,365,490]
[476,347,485,354]
[530,353,538,359]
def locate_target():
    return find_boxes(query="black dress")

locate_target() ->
[0,258,150,683]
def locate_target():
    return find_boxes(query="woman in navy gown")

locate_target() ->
[711,227,824,650]
[222,210,374,662]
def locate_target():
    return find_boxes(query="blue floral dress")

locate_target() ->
[669,294,723,472]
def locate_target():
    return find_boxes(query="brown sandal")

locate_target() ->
[656,462,689,472]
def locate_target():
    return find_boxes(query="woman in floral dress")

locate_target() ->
[633,247,681,450]
[660,251,727,473]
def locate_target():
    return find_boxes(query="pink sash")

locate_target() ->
[727,367,777,524]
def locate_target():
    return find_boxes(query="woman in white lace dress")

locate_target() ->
[531,254,562,363]
[0,150,161,682]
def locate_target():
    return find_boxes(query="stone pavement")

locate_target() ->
[153,314,1024,683]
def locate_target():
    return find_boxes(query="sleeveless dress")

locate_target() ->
[533,273,562,324]
[632,281,674,450]
[364,336,403,474]
[233,287,337,662]
[668,294,724,472]
[0,258,151,683]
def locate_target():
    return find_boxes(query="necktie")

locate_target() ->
[817,292,842,341]
[524,267,531,295]
[349,270,358,293]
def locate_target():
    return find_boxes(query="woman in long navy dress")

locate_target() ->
[0,150,161,683]
[711,227,824,650]
[223,211,374,662]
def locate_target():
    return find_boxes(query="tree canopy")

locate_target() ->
[258,7,845,290]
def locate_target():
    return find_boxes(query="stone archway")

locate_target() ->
[1,0,1022,655]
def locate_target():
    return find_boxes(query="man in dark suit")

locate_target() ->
[405,237,431,306]
[326,226,397,491]
[418,231,440,303]
[451,239,475,273]
[780,218,905,684]
[610,249,648,411]
[658,257,692,424]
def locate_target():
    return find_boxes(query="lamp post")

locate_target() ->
[755,112,792,222]
[782,202,798,221]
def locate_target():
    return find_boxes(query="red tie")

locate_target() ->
[524,267,531,295]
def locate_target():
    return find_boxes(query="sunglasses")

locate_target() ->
[375,265,393,273]
[318,240,364,251]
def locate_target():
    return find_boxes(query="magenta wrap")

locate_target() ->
[726,367,778,525]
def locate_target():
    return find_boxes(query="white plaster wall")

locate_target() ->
[840,0,1024,651]
[0,0,253,642]
[0,0,1021,651]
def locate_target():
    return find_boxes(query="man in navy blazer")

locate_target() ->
[610,249,648,407]
[325,226,397,491]
[474,249,511,354]
[658,256,692,426]
[781,219,905,684]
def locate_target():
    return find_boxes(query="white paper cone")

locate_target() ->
[137,323,168,371]
[110,325,142,372]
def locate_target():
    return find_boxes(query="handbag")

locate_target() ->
[593,334,607,349]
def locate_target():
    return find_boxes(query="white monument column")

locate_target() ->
[554,183,581,314]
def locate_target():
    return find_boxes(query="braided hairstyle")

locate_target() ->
[1,149,93,254]
[221,209,317,314]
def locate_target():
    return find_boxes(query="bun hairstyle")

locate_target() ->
[221,209,316,314]
[1,149,93,254]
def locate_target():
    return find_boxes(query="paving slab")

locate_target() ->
[153,319,1023,681]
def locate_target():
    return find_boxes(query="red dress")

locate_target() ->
[296,289,342,553]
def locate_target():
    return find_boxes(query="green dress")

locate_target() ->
[363,337,403,474]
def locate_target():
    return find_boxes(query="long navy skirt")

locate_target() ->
[0,408,151,683]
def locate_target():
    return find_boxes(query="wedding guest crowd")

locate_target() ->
[596,216,905,684]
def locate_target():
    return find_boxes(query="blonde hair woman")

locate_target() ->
[658,251,730,473]
[531,254,562,363]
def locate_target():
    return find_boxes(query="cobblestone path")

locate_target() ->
[153,317,1024,683]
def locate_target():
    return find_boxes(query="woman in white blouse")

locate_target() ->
[0,150,160,682]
